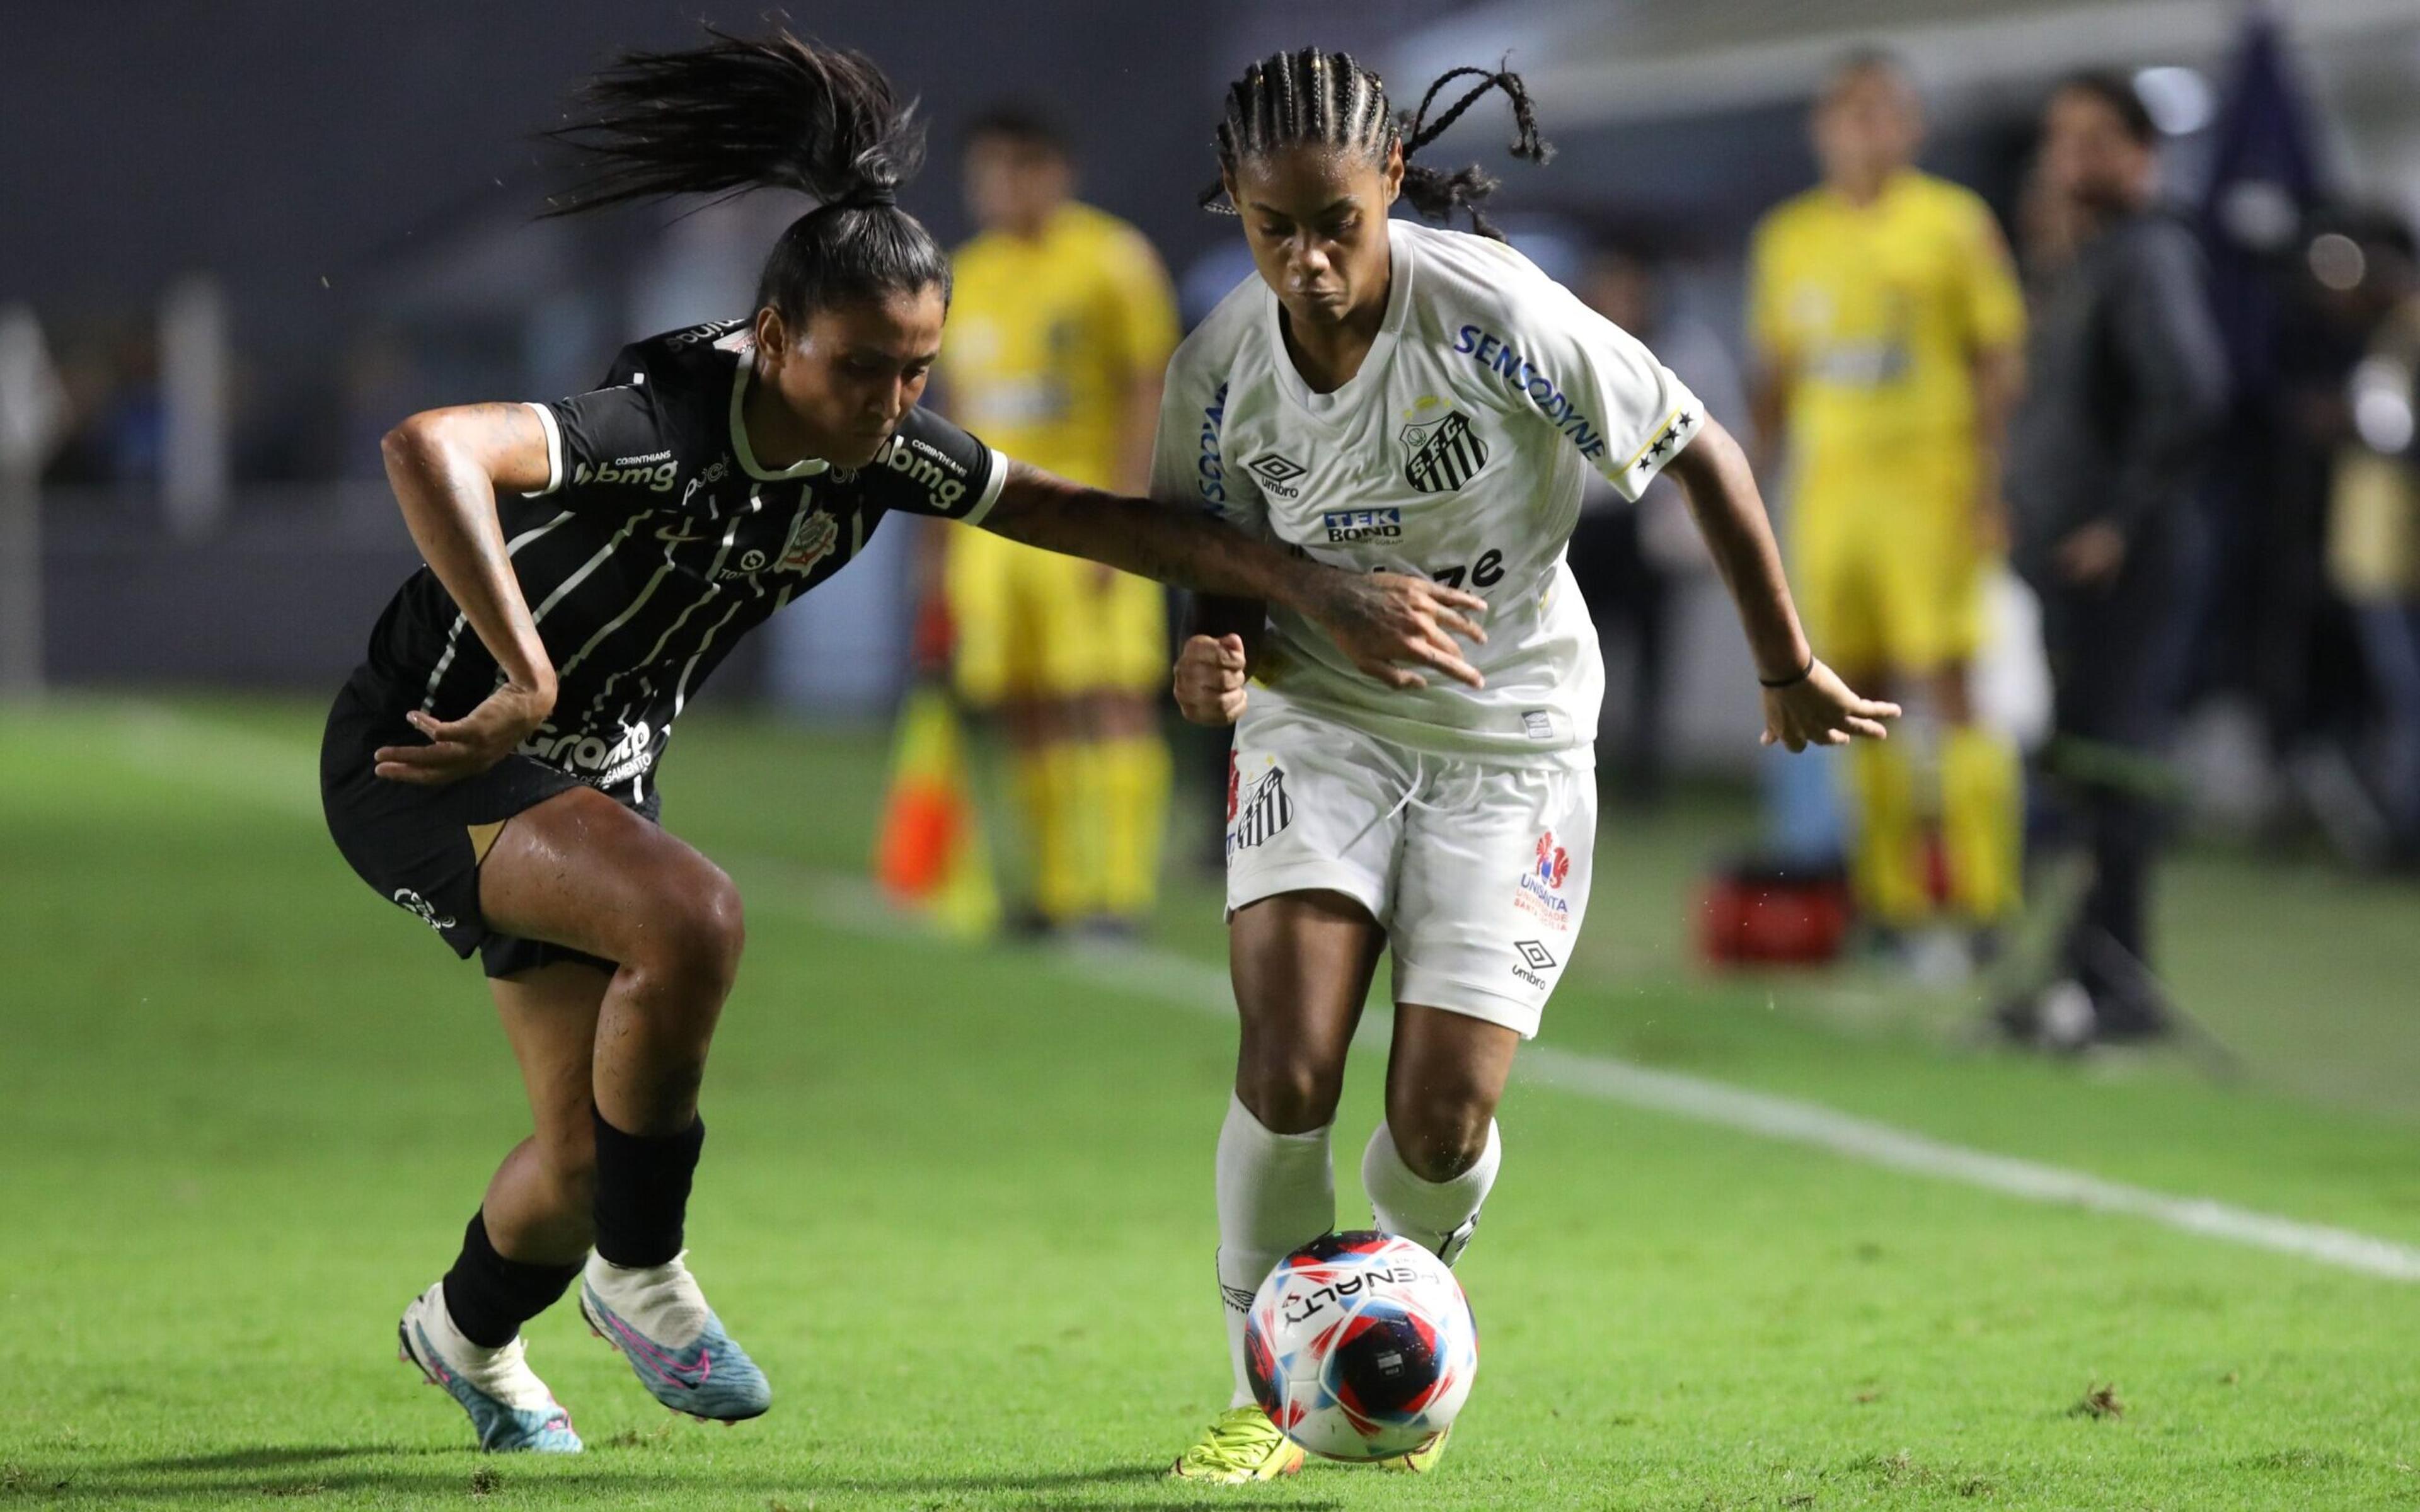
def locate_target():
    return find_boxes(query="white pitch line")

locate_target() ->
[109,707,2420,1284]
[744,866,2420,1285]
[1512,1048,2420,1281]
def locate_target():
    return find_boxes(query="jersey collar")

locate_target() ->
[1263,217,1417,431]
[729,361,833,481]
[1822,167,1917,218]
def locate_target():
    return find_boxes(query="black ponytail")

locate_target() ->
[1204,49,1553,241]
[1395,64,1553,239]
[543,26,950,319]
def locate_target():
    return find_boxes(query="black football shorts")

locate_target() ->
[320,677,631,980]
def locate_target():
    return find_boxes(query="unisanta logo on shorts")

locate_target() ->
[1322,507,1402,542]
[1514,830,1573,928]
[878,435,968,510]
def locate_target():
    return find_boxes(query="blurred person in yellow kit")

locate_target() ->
[1748,51,2027,954]
[936,105,1181,933]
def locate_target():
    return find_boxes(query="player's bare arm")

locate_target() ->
[374,403,560,785]
[1969,342,2024,551]
[1746,360,1792,480]
[1116,368,1169,500]
[1662,416,1901,751]
[979,461,1489,690]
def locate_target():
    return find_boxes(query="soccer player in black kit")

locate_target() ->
[320,30,1490,1452]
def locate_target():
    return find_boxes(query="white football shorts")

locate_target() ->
[1223,694,1596,1039]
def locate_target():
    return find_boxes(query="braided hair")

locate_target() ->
[543,26,951,321]
[1203,49,1553,241]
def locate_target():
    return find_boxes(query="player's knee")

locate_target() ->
[674,871,747,992]
[636,863,746,1000]
[1388,1100,1492,1183]
[1236,1053,1345,1135]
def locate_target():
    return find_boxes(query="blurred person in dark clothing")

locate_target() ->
[2317,212,2420,866]
[2001,73,2228,1048]
[1565,245,1736,807]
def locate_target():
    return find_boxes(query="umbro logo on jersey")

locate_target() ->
[1402,410,1488,493]
[1322,508,1402,542]
[1246,453,1308,498]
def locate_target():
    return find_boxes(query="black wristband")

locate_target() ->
[1758,653,1816,689]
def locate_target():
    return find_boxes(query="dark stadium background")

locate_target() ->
[7,4,2420,1506]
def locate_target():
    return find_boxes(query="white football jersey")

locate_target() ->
[1153,218,1705,765]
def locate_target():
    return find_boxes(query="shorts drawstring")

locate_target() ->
[1335,748,1502,854]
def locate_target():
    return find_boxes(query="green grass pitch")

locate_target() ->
[2,697,2416,1509]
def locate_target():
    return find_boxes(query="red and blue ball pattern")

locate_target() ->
[1243,1230,1479,1460]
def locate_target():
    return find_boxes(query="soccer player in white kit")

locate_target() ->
[1159,52,1900,1481]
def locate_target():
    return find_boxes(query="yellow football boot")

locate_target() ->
[1168,1405,1307,1483]
[1376,1424,1451,1474]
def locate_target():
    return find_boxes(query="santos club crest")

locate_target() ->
[1401,409,1487,493]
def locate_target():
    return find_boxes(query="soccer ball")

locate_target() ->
[1243,1230,1478,1460]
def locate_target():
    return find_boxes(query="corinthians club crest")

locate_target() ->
[775,507,840,576]
[1401,409,1487,493]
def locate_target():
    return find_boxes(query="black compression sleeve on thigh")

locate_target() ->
[591,1111,706,1269]
[441,1211,584,1349]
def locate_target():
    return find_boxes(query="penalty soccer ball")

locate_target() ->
[1243,1230,1478,1460]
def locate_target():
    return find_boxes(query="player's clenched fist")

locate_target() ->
[1174,633,1252,726]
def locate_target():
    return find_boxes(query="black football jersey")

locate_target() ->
[350,318,1004,803]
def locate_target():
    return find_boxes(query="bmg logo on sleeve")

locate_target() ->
[1322,507,1403,542]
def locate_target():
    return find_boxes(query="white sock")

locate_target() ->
[418,1281,507,1364]
[583,1248,710,1350]
[1215,1092,1335,1409]
[1361,1118,1501,1265]
[413,1284,556,1409]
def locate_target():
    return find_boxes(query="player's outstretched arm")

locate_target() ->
[1661,417,1901,752]
[981,461,1489,691]
[372,404,561,785]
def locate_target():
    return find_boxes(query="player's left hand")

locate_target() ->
[2055,521,2126,588]
[1173,633,1251,726]
[373,682,552,786]
[1760,660,1899,752]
